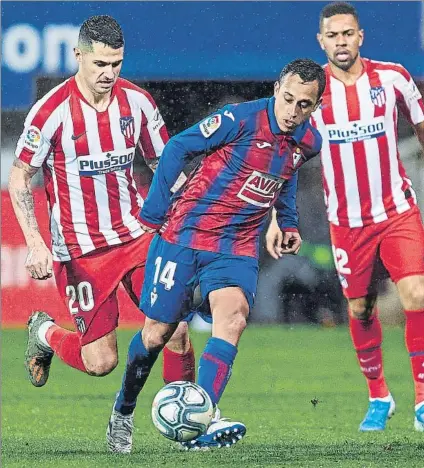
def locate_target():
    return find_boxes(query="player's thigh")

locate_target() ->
[140,236,197,323]
[329,223,380,299]
[197,252,259,318]
[53,255,121,346]
[396,275,424,311]
[121,232,156,305]
[379,206,424,284]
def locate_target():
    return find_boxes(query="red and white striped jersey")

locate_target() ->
[312,58,424,227]
[16,77,169,261]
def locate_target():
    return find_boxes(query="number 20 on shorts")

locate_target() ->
[65,281,95,315]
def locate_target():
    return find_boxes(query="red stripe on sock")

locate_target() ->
[46,325,87,373]
[203,352,229,398]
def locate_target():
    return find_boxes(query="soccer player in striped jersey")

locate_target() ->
[107,59,325,451]
[268,2,424,432]
[8,14,195,433]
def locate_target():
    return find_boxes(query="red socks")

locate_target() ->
[162,343,195,384]
[46,325,87,373]
[405,309,424,405]
[349,312,389,399]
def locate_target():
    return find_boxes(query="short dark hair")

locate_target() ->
[78,15,124,51]
[278,59,326,101]
[319,2,359,30]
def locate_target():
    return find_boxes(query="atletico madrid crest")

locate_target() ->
[369,86,386,107]
[120,116,135,138]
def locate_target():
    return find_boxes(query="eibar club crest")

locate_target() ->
[120,116,135,138]
[369,86,386,107]
[293,147,302,167]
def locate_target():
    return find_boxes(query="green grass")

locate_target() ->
[2,326,424,467]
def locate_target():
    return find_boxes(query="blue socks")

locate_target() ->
[115,331,160,415]
[198,337,237,405]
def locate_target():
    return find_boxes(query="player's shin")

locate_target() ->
[197,337,238,406]
[349,311,390,399]
[163,343,195,384]
[114,330,161,415]
[405,309,424,405]
[46,325,86,372]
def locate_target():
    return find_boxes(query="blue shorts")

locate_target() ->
[140,235,258,324]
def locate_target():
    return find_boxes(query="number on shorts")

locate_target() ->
[153,256,177,290]
[331,246,351,274]
[65,281,95,314]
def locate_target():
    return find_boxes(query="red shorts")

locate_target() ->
[53,233,155,345]
[330,206,424,299]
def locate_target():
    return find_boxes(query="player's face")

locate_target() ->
[317,14,363,71]
[75,41,124,95]
[273,73,321,133]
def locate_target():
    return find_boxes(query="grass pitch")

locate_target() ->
[2,326,423,467]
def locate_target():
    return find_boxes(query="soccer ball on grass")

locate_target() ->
[151,381,213,442]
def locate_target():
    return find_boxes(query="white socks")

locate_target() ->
[38,321,54,349]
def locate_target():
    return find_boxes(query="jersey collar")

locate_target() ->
[267,96,307,143]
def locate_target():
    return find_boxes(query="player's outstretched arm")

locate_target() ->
[8,159,53,280]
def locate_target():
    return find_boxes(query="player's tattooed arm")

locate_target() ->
[414,121,424,155]
[9,159,40,235]
[9,159,53,279]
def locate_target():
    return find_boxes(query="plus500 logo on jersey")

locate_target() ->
[327,117,385,144]
[238,171,283,208]
[78,149,135,176]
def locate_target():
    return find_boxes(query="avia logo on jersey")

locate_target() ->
[199,114,222,138]
[327,116,385,144]
[78,149,135,176]
[238,171,283,208]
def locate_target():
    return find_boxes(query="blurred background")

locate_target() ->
[2,1,424,329]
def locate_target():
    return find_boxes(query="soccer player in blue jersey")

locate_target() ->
[107,58,325,452]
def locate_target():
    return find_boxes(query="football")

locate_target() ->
[151,381,214,442]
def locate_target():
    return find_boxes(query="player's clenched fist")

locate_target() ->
[281,230,302,255]
[25,242,53,280]
[265,214,302,259]
[140,222,158,234]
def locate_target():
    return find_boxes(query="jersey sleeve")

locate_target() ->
[15,102,59,167]
[274,172,299,231]
[136,91,170,169]
[393,65,424,125]
[139,104,242,229]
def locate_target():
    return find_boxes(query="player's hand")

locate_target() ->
[140,222,158,234]
[265,220,284,259]
[281,231,302,255]
[25,242,53,280]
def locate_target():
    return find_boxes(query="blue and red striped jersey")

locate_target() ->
[140,97,322,258]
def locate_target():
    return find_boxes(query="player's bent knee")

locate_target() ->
[82,353,118,376]
[348,297,376,321]
[403,285,424,310]
[142,321,177,352]
[349,307,372,321]
[228,313,247,335]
